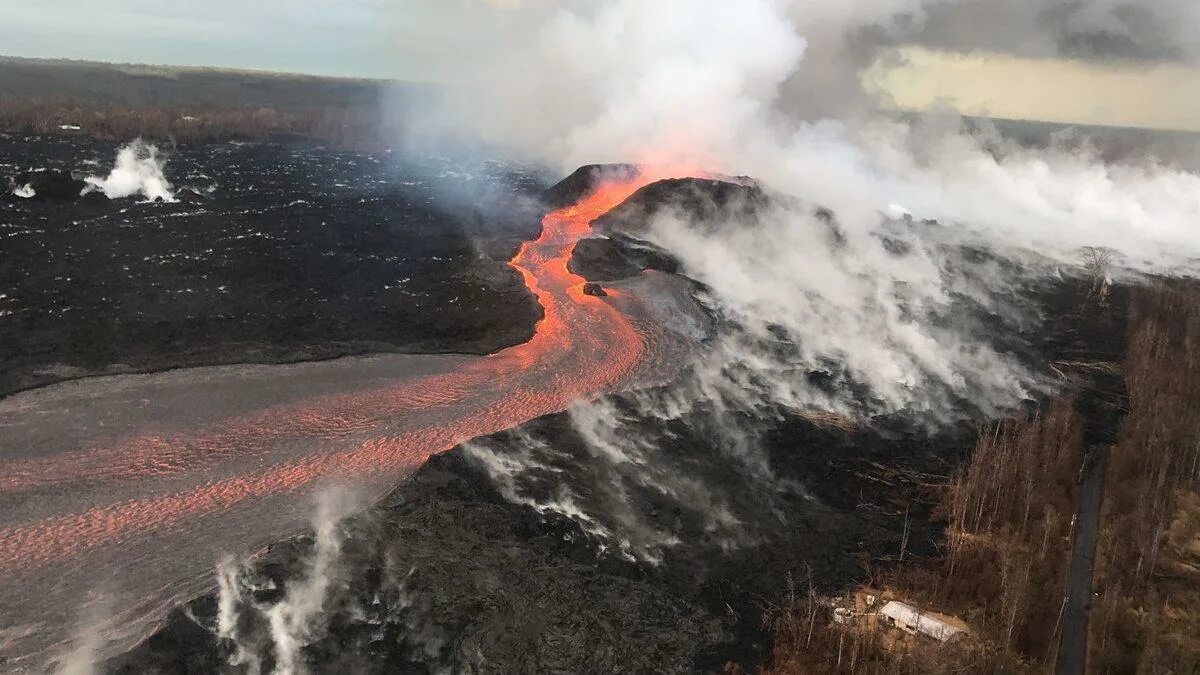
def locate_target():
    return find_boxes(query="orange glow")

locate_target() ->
[0,166,705,573]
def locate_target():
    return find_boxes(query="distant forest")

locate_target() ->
[0,56,434,148]
[3,56,1196,164]
[961,116,1200,171]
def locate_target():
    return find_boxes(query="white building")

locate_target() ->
[879,601,964,643]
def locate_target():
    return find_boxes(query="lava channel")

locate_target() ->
[0,166,701,668]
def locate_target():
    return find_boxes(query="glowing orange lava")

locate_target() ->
[0,166,705,662]
[0,165,702,660]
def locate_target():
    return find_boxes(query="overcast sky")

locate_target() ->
[1,1,1197,131]
[0,1,404,78]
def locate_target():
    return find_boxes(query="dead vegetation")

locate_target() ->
[762,577,987,674]
[766,280,1200,673]
[1079,246,1117,306]
[1086,282,1200,673]
[936,399,1083,660]
[764,398,1086,673]
[0,57,415,148]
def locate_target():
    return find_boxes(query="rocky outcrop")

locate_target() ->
[581,282,607,297]
[175,187,207,204]
[7,169,87,202]
[564,176,766,285]
[568,234,680,282]
[594,177,769,234]
[540,164,640,210]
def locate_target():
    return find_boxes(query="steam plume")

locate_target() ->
[84,139,175,202]
[52,592,115,675]
[213,488,359,675]
[404,0,1200,422]
[404,0,1200,548]
[264,490,354,675]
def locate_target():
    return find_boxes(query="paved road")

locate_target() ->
[1056,444,1109,674]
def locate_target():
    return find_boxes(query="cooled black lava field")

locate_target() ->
[0,134,544,396]
[0,136,1145,674]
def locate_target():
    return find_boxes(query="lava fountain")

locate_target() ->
[0,166,705,669]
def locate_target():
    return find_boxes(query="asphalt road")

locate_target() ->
[1056,444,1109,674]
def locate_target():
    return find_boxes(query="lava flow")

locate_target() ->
[0,167,702,668]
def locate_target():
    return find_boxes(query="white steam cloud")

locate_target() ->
[264,491,353,675]
[213,489,359,675]
[410,0,1200,420]
[462,397,749,563]
[84,139,176,202]
[52,591,116,675]
[403,0,1200,546]
[642,199,1039,420]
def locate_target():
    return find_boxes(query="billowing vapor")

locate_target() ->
[84,139,176,202]
[216,555,264,674]
[462,397,753,563]
[213,489,360,675]
[406,0,1200,417]
[393,0,1200,549]
[409,0,1200,275]
[52,591,117,675]
[265,491,354,675]
[409,0,1200,161]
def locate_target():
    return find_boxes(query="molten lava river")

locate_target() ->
[0,170,704,669]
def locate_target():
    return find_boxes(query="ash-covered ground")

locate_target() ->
[102,171,1129,673]
[0,134,546,397]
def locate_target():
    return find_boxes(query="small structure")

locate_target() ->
[854,587,882,612]
[878,601,964,643]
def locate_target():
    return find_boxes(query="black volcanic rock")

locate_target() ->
[105,604,224,675]
[8,169,87,202]
[581,282,607,297]
[0,138,546,398]
[103,380,977,673]
[175,187,206,204]
[540,164,640,210]
[104,449,730,674]
[582,176,855,277]
[565,176,764,284]
[98,159,1151,675]
[594,177,769,234]
[568,234,680,282]
[78,190,111,207]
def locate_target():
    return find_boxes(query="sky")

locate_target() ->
[1,0,1197,132]
[0,1,398,79]
[867,47,1200,133]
